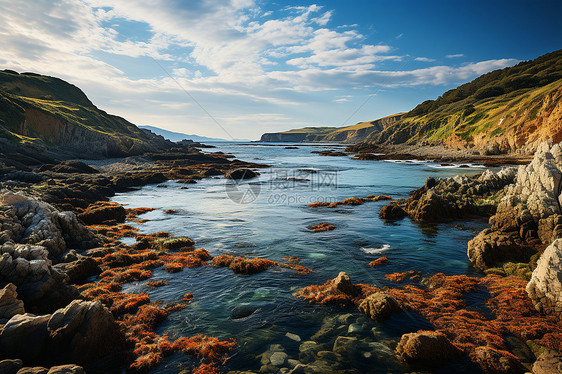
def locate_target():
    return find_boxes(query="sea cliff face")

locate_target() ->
[259,114,403,143]
[0,70,179,161]
[366,81,562,156]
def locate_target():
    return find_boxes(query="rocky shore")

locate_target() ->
[346,143,533,167]
[0,145,272,373]
[291,141,562,373]
[1,140,562,374]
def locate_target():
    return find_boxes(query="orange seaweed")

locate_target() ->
[211,255,276,275]
[310,223,336,232]
[172,334,236,361]
[369,256,389,267]
[385,270,422,282]
[146,280,168,288]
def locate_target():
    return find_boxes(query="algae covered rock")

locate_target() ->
[473,346,526,374]
[395,331,460,364]
[358,292,400,320]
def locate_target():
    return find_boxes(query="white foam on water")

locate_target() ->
[360,244,391,254]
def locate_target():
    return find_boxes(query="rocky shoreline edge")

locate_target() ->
[0,142,561,373]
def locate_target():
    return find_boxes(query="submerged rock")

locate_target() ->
[225,168,258,180]
[526,239,562,318]
[230,304,259,320]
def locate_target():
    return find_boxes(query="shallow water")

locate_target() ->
[111,143,491,373]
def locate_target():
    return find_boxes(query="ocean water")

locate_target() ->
[111,143,491,373]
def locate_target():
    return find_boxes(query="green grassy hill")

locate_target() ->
[364,49,562,154]
[0,70,173,158]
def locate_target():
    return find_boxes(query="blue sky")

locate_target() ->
[0,0,560,140]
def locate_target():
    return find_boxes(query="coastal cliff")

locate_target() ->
[260,50,562,157]
[361,50,562,155]
[259,113,403,143]
[0,70,178,161]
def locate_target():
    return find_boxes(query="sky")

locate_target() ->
[0,0,560,140]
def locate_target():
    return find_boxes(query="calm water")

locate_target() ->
[112,143,490,373]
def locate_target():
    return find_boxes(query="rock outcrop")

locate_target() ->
[0,300,124,367]
[380,167,517,222]
[225,168,258,180]
[468,141,562,270]
[0,242,78,314]
[0,192,102,313]
[0,192,99,258]
[526,239,562,318]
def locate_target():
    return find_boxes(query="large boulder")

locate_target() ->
[395,331,460,365]
[467,142,562,272]
[0,300,124,367]
[473,346,526,374]
[380,167,516,223]
[468,229,535,270]
[0,243,79,314]
[46,300,124,364]
[526,239,562,318]
[0,313,51,362]
[0,192,99,258]
[0,283,24,321]
[331,272,360,297]
[358,292,401,320]
[537,214,562,245]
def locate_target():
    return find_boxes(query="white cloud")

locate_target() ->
[415,57,436,62]
[0,0,519,138]
[446,53,465,58]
